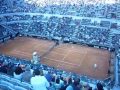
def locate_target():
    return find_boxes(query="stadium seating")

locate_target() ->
[1,16,111,48]
[0,25,18,43]
[0,54,111,90]
[0,0,120,89]
[0,0,119,19]
[0,73,32,90]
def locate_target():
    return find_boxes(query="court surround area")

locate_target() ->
[0,37,112,80]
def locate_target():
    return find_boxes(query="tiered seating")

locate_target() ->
[4,16,110,48]
[74,26,110,46]
[111,34,120,47]
[0,25,18,43]
[0,0,119,19]
[0,73,32,90]
[0,25,10,43]
[0,0,120,89]
[0,54,109,90]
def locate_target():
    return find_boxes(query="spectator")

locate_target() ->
[72,78,81,90]
[30,69,50,90]
[55,77,61,90]
[22,65,32,82]
[45,71,52,82]
[96,82,104,90]
[49,76,56,90]
[13,66,23,80]
[60,80,68,90]
[0,61,8,74]
[66,78,73,90]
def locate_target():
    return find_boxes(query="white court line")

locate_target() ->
[49,50,66,56]
[33,41,56,51]
[14,47,47,53]
[53,45,88,55]
[12,49,31,56]
[33,44,49,49]
[13,47,83,69]
[62,47,72,61]
[52,45,87,58]
[43,57,81,67]
[44,45,87,66]
[35,40,55,45]
[34,42,54,47]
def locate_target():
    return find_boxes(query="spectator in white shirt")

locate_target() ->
[30,69,50,90]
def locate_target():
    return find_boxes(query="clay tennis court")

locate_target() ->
[0,37,111,80]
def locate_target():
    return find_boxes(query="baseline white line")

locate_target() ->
[53,45,87,55]
[13,49,31,56]
[43,57,80,67]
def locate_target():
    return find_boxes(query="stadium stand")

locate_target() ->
[0,54,109,90]
[0,0,120,90]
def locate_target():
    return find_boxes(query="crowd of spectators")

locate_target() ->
[2,16,110,48]
[0,24,18,43]
[111,34,120,48]
[73,26,110,46]
[0,54,108,90]
[0,25,8,38]
[0,0,119,89]
[0,0,120,19]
